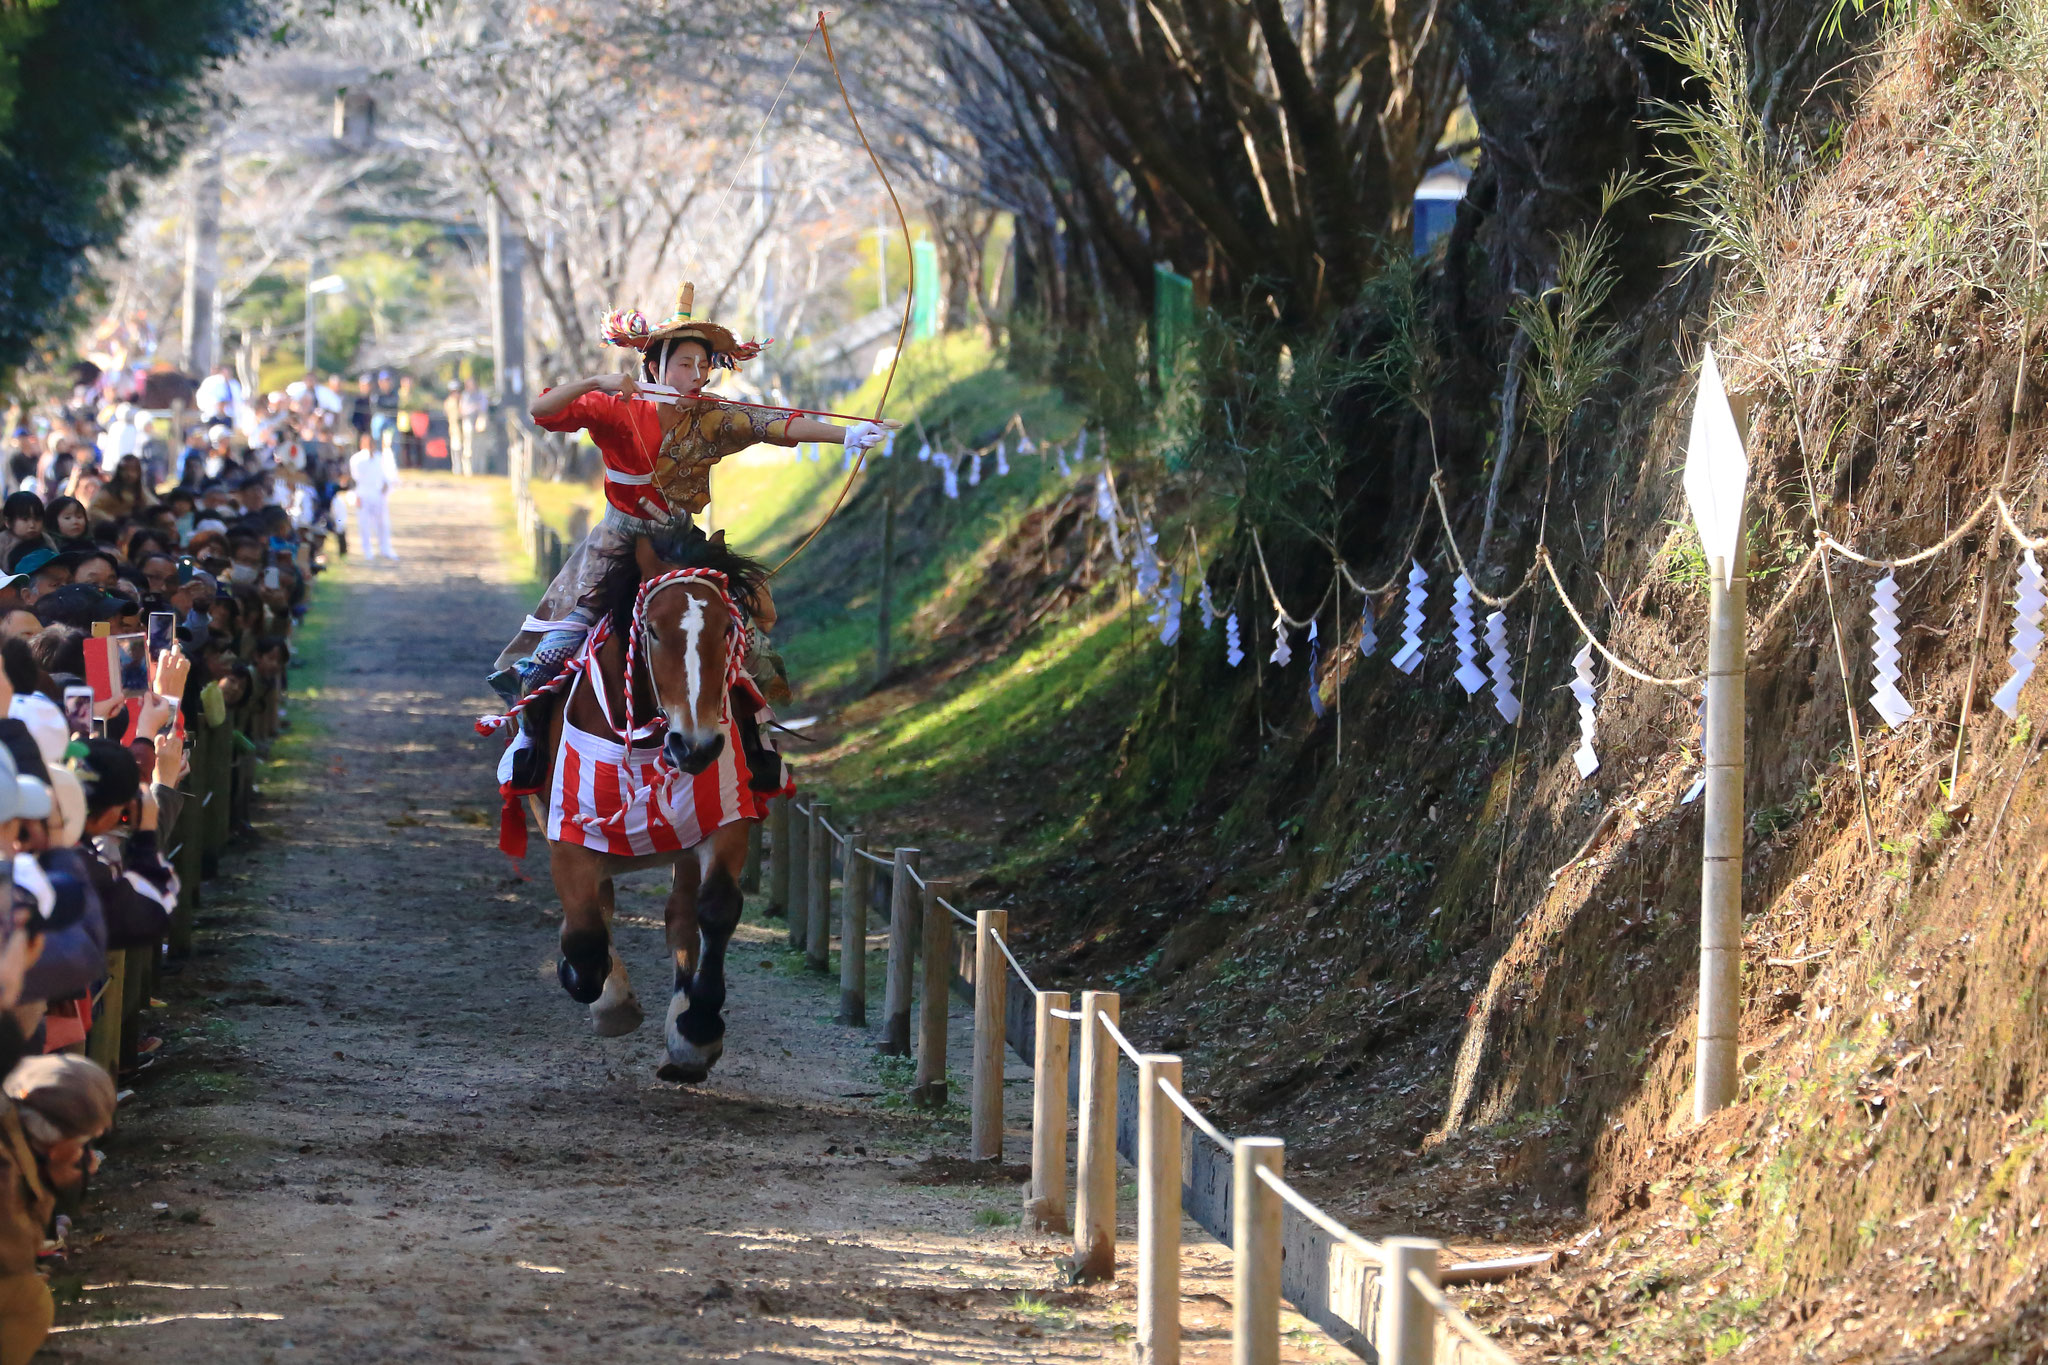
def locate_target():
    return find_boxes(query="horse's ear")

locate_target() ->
[710,529,728,549]
[633,536,664,579]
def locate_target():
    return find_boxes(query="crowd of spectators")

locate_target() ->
[0,375,339,1361]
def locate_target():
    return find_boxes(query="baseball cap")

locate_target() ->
[8,547,54,577]
[207,424,232,444]
[33,583,127,629]
[7,696,66,768]
[73,738,140,814]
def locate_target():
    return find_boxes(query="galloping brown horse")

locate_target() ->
[530,533,782,1082]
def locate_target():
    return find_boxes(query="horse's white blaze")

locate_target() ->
[679,595,707,732]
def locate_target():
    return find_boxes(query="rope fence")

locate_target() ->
[751,792,1525,1365]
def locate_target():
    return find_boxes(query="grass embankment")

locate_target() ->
[727,336,1153,876]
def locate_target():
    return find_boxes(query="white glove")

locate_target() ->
[843,421,887,457]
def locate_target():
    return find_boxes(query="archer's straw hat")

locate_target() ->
[599,283,770,371]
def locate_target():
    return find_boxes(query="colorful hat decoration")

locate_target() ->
[598,282,773,371]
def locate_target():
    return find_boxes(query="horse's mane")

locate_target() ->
[590,527,767,641]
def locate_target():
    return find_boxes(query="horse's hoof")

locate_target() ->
[663,1032,723,1080]
[557,955,606,1004]
[590,991,645,1037]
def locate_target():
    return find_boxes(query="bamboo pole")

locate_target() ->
[788,801,810,950]
[1232,1136,1284,1365]
[881,847,921,1056]
[1027,990,1071,1233]
[875,487,896,686]
[912,878,954,1107]
[1377,1237,1442,1365]
[767,795,790,916]
[1137,1054,1184,1365]
[1696,546,1747,1120]
[1073,989,1119,1283]
[839,834,872,1026]
[806,803,833,973]
[971,909,1008,1162]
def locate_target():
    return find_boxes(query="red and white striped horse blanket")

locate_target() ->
[548,717,774,855]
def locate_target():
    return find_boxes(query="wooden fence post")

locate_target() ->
[971,908,1008,1162]
[767,795,790,916]
[87,951,127,1077]
[839,836,872,1026]
[1378,1238,1442,1365]
[788,801,810,951]
[881,847,921,1056]
[1073,989,1120,1283]
[805,803,833,974]
[912,877,954,1107]
[1026,990,1070,1232]
[1233,1136,1284,1365]
[742,819,762,894]
[1138,1053,1183,1365]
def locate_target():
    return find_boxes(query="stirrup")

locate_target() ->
[508,701,553,791]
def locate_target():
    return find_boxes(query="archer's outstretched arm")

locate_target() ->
[530,372,638,423]
[785,414,888,455]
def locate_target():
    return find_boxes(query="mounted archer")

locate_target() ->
[488,280,888,787]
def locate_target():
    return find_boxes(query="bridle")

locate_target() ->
[616,567,747,752]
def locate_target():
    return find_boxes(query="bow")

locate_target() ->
[769,9,915,575]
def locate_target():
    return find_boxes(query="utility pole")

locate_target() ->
[180,144,223,375]
[1685,345,1751,1121]
[487,197,527,477]
[303,251,319,373]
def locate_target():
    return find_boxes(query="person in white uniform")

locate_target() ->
[346,432,400,561]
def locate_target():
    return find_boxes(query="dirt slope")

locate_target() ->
[41,474,1337,1364]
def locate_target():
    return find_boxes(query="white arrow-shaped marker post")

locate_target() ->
[1686,344,1750,1123]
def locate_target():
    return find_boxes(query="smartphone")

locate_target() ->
[62,686,91,738]
[263,566,280,591]
[147,611,175,662]
[114,634,148,697]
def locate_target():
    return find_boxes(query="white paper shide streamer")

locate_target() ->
[1485,611,1520,723]
[1225,611,1244,667]
[941,460,960,500]
[1390,561,1428,674]
[1093,472,1124,561]
[1868,572,1912,730]
[1993,550,2047,717]
[995,447,1010,477]
[968,453,982,486]
[1154,571,1184,646]
[1358,594,1378,656]
[1269,611,1292,666]
[1198,581,1217,630]
[1570,643,1599,778]
[1451,574,1486,694]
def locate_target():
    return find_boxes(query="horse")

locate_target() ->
[528,530,784,1083]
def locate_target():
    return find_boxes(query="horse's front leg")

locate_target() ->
[659,821,751,1083]
[589,878,645,1036]
[550,843,612,1005]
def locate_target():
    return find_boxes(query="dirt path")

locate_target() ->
[44,475,1340,1364]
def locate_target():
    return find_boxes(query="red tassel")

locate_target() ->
[498,782,528,859]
